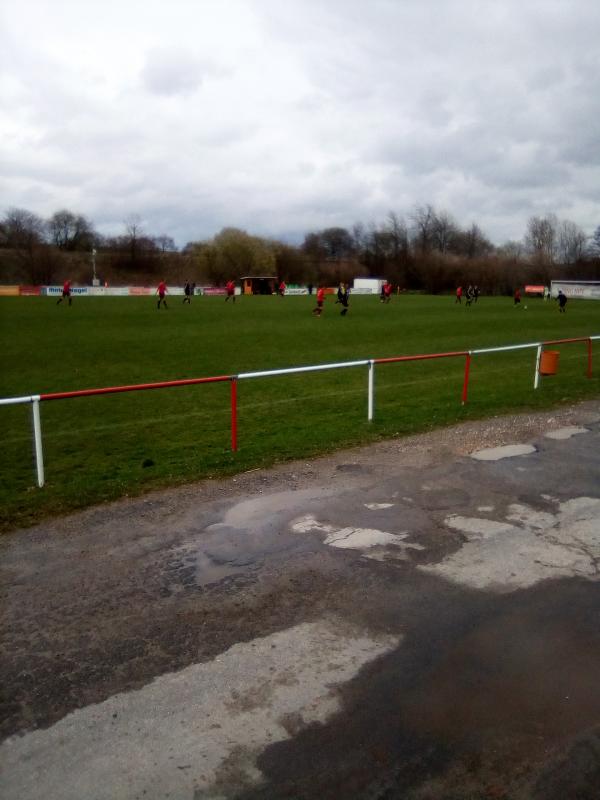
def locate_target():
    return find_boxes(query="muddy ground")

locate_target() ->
[1,401,599,799]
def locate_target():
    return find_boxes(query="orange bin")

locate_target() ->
[539,350,559,375]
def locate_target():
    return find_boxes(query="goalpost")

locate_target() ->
[551,280,600,299]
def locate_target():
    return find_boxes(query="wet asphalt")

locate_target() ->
[1,405,599,799]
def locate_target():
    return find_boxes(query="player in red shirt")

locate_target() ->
[312,286,325,316]
[225,280,236,302]
[383,281,393,303]
[156,280,168,309]
[56,279,72,306]
[278,280,286,297]
[514,287,521,306]
[455,286,462,304]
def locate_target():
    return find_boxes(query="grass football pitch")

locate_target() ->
[1,293,599,530]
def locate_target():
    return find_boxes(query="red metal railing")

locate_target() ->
[1,335,597,488]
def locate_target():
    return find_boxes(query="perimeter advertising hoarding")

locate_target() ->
[44,286,91,295]
[285,287,308,295]
[128,287,152,295]
[42,286,185,296]
[551,281,600,300]
[353,278,383,293]
[43,286,126,296]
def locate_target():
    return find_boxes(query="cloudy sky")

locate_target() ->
[1,0,599,247]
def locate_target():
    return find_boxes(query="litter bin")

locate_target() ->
[539,350,559,375]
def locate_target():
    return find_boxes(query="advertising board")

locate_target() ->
[551,281,600,300]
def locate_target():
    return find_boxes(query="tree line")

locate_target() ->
[1,205,599,293]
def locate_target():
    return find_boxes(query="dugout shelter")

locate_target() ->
[241,276,278,295]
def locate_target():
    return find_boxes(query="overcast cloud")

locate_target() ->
[1,0,599,247]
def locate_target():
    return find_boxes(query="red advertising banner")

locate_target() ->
[525,285,545,294]
[19,285,41,296]
[128,287,153,295]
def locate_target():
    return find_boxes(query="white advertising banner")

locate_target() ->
[551,281,600,300]
[43,286,182,296]
[353,278,383,293]
[45,285,91,296]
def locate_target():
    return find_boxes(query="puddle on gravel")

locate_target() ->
[222,488,336,531]
[544,426,589,440]
[167,525,321,589]
[470,443,536,460]
[162,489,343,589]
[193,551,255,586]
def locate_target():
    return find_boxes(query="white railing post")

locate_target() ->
[368,360,375,421]
[534,345,542,389]
[31,397,44,487]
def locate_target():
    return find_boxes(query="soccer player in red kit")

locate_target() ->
[312,286,325,316]
[225,280,236,302]
[279,280,286,297]
[56,279,72,306]
[156,280,168,309]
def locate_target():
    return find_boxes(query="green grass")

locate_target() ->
[1,293,599,530]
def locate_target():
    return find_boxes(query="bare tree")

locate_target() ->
[590,225,600,257]
[411,204,436,253]
[155,235,177,253]
[458,223,494,259]
[557,219,587,264]
[525,214,558,263]
[431,210,457,254]
[351,222,366,253]
[1,207,63,283]
[123,214,145,265]
[319,227,355,260]
[3,207,46,251]
[48,209,96,251]
[498,240,524,262]
[386,212,409,262]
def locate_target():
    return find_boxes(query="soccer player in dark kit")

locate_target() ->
[557,289,568,313]
[337,282,349,316]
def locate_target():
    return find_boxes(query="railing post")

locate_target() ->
[231,377,238,452]
[534,345,542,389]
[461,353,471,405]
[31,397,45,487]
[588,338,593,378]
[368,360,375,421]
